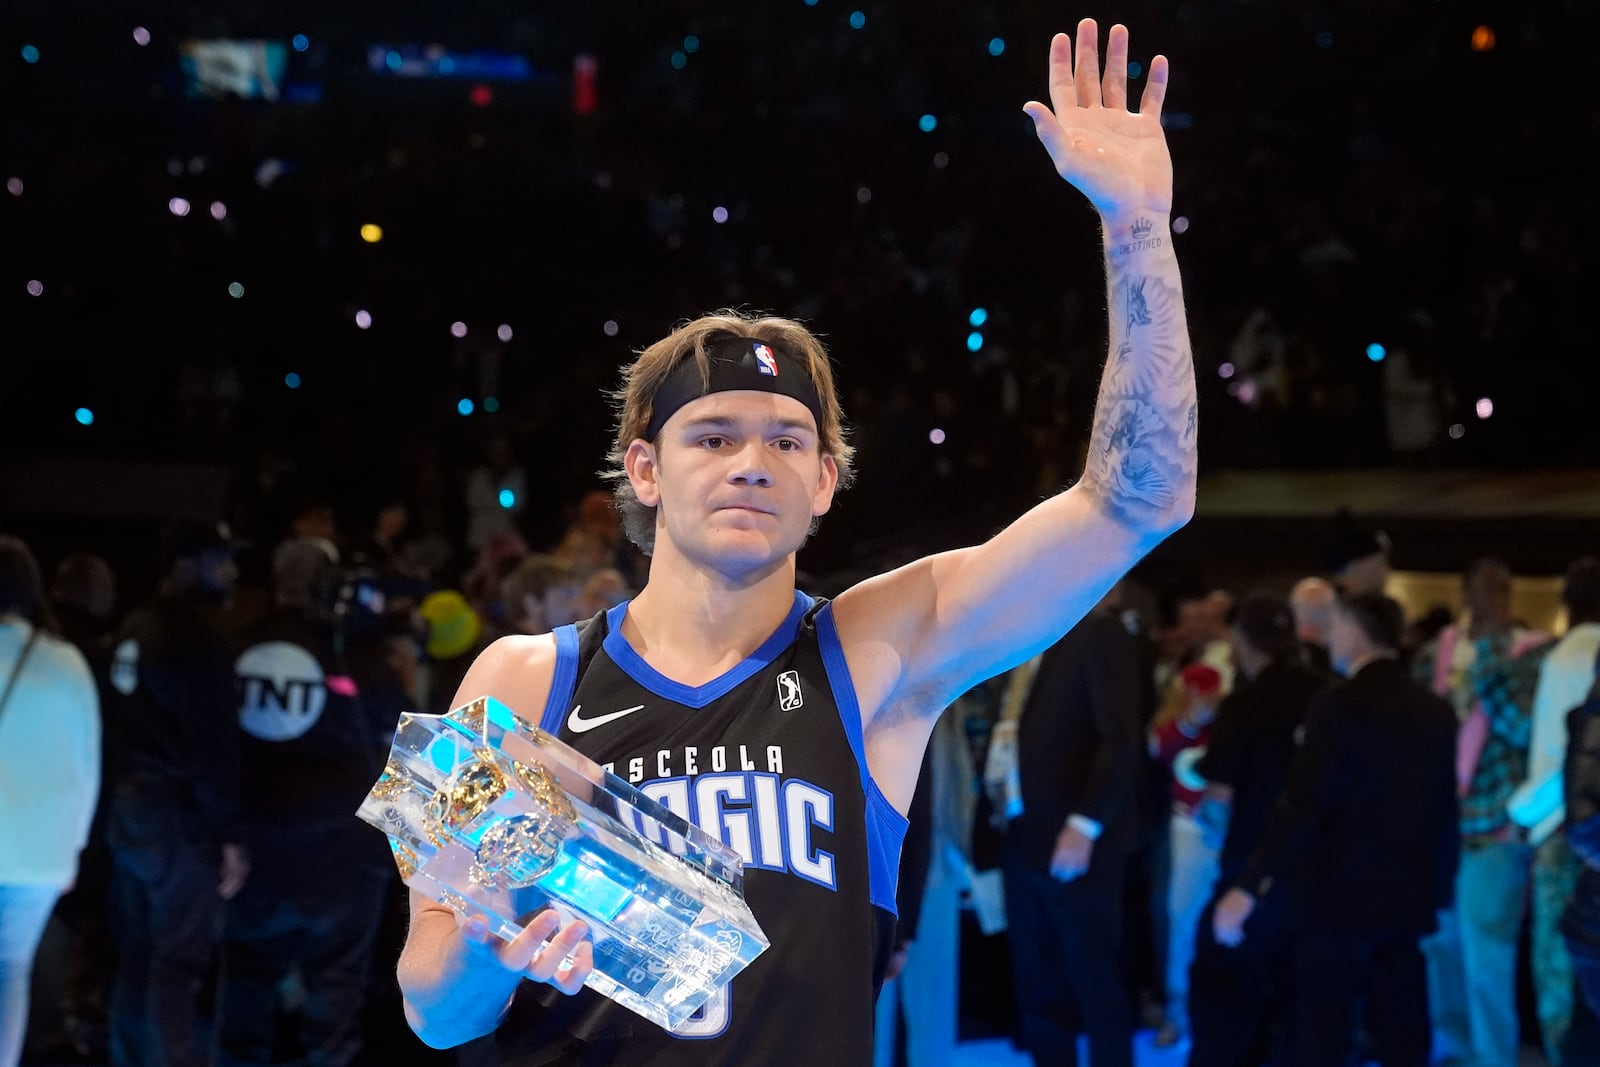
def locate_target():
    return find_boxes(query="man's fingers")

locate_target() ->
[1102,24,1130,110]
[1074,18,1102,108]
[552,939,594,995]
[1139,54,1170,119]
[498,909,562,971]
[1045,32,1075,119]
[527,918,591,984]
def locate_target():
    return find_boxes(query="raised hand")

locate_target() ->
[1023,19,1173,220]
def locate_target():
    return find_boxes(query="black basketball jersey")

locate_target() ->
[466,590,907,1067]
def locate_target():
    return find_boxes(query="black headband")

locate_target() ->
[644,335,825,440]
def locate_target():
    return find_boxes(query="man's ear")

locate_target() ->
[624,440,661,507]
[812,454,839,518]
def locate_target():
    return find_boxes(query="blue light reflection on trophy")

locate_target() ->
[356,695,768,1032]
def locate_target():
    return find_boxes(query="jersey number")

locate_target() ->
[672,986,730,1039]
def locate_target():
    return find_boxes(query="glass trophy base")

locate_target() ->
[357,695,768,1032]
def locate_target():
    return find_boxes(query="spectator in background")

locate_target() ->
[1416,557,1548,1067]
[999,586,1144,1067]
[1289,575,1336,674]
[1213,592,1459,1067]
[415,588,485,713]
[498,553,584,637]
[0,536,102,1067]
[1508,557,1600,1065]
[1187,594,1331,1067]
[106,520,250,1067]
[220,536,392,1067]
[1147,661,1224,1050]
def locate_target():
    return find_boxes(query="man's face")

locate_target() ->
[629,391,837,578]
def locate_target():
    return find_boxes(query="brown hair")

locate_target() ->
[602,310,856,553]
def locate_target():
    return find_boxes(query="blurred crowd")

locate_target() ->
[6,494,1600,1067]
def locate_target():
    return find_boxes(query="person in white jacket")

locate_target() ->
[1509,557,1600,1065]
[0,535,102,1067]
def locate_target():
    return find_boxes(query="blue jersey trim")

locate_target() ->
[814,602,909,917]
[539,624,582,735]
[601,590,814,709]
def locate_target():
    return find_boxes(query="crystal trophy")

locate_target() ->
[357,695,769,1033]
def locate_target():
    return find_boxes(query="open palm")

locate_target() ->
[1024,19,1174,220]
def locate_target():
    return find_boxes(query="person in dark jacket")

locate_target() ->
[1212,592,1458,1067]
[218,536,393,1067]
[1186,594,1331,1067]
[1001,590,1146,1067]
[106,520,250,1067]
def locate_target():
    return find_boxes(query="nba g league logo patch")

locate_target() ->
[777,670,803,711]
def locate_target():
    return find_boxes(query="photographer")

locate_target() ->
[218,536,392,1067]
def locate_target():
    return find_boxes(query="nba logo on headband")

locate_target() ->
[752,343,779,377]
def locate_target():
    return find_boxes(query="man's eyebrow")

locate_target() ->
[679,415,817,434]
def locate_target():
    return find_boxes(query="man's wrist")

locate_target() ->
[1067,814,1103,841]
[1102,211,1172,249]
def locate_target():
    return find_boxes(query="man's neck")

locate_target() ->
[622,544,799,686]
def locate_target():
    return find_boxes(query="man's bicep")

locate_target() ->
[836,487,1150,713]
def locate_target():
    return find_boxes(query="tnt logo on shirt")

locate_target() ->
[235,641,327,741]
[751,343,778,376]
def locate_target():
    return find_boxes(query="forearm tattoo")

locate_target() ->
[1082,243,1198,531]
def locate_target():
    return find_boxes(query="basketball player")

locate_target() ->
[398,18,1196,1066]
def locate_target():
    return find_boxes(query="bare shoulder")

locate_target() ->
[451,632,561,724]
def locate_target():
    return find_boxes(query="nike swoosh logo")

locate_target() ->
[566,703,646,733]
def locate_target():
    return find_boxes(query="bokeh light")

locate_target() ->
[1472,26,1496,52]
[355,310,372,330]
[671,51,688,69]
[285,372,302,389]
[450,321,468,338]
[497,324,514,342]
[26,279,43,297]
[168,197,191,217]
[498,488,517,508]
[210,201,227,220]
[292,34,310,53]
[1449,424,1466,440]
[712,205,729,223]
[1476,397,1494,419]
[1128,60,1143,79]
[683,36,700,54]
[1366,343,1387,362]
[21,45,40,64]
[919,114,938,133]
[457,398,475,416]
[855,186,872,204]
[603,319,620,337]
[1218,362,1235,379]
[988,38,1006,57]
[132,27,151,46]
[849,11,866,30]
[227,282,245,298]
[360,223,383,243]
[966,332,984,353]
[1173,216,1190,234]
[933,152,949,170]
[6,177,21,196]
[929,428,946,445]
[483,397,501,413]
[75,408,94,426]
[968,308,988,328]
